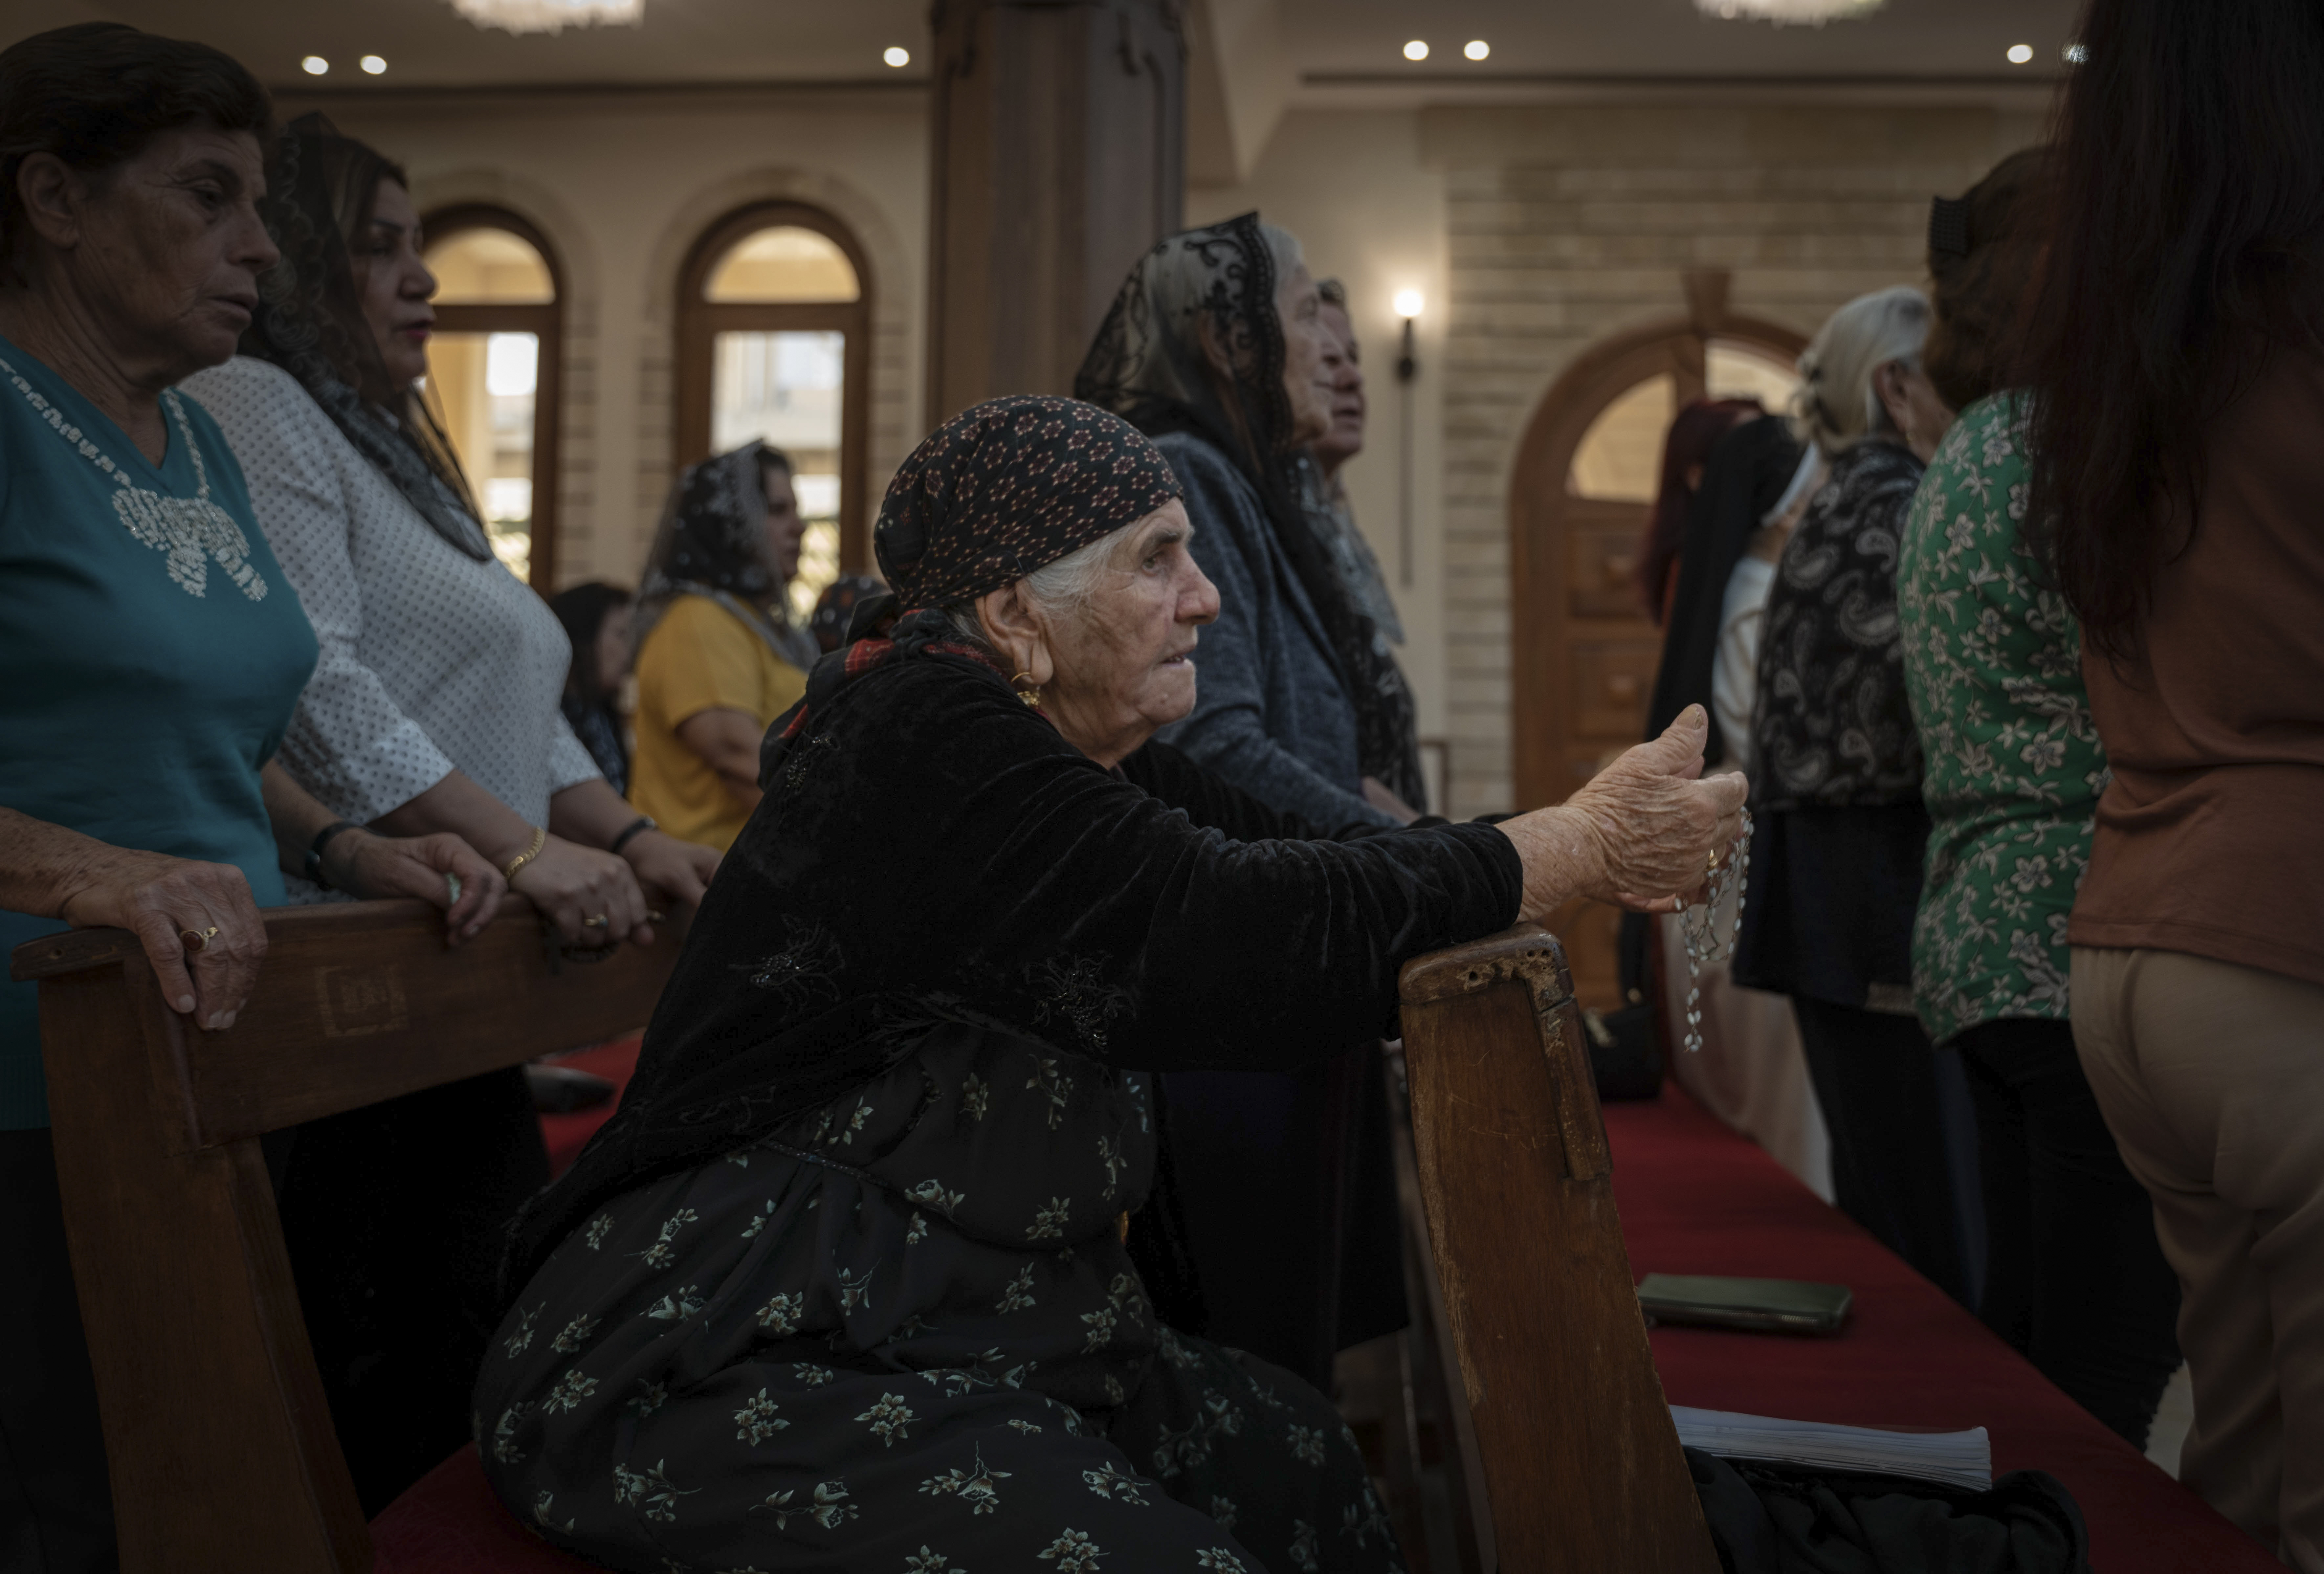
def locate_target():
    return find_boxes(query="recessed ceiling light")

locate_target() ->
[301,55,328,75]
[1402,39,1428,61]
[2005,42,2033,64]
[361,55,387,74]
[883,45,909,67]
[1464,39,1490,60]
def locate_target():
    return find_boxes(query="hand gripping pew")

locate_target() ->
[1396,923,1721,1574]
[13,896,673,1574]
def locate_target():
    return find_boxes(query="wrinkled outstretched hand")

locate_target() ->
[1496,705,1749,924]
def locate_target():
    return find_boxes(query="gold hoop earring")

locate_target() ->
[1010,670,1044,708]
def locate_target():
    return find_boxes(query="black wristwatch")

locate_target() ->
[609,815,657,856]
[304,820,361,890]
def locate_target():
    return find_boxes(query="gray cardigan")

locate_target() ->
[1154,432,1398,831]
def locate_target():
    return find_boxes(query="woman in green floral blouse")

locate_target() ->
[1896,151,2179,1445]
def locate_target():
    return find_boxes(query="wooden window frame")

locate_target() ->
[420,203,566,591]
[675,202,874,573]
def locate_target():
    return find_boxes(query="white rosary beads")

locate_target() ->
[1679,807,1753,1055]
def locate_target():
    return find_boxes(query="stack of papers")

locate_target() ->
[1671,1405,1993,1492]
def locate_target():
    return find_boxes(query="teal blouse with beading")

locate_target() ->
[0,336,318,1128]
[1897,392,2109,1047]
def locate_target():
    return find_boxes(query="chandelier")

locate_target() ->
[1694,0,1885,23]
[449,0,643,35]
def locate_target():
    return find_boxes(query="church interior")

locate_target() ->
[4,0,2317,1570]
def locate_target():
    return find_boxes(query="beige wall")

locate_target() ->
[1426,101,2037,814]
[287,86,928,592]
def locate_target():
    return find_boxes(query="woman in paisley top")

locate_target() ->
[482,394,1747,1574]
[1730,286,1984,1308]
[1896,154,2180,1444]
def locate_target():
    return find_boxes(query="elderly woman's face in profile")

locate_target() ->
[1276,263,1335,449]
[1018,499,1219,766]
[21,124,277,381]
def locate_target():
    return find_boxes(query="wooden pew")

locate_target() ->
[13,896,675,1574]
[20,900,1713,1572]
[1398,923,1722,1574]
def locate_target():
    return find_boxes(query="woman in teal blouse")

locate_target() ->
[1896,153,2179,1446]
[0,25,501,1569]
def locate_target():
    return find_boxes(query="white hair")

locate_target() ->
[936,518,1139,649]
[1792,285,1931,457]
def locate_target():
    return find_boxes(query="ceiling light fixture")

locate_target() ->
[449,0,644,36]
[2005,42,2033,63]
[1402,39,1428,61]
[1464,40,1490,60]
[361,55,388,74]
[882,45,910,67]
[1695,0,1885,25]
[300,55,329,75]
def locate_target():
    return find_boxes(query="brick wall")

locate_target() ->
[1423,103,2040,816]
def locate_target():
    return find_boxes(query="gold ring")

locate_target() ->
[180,925,220,952]
[581,913,609,929]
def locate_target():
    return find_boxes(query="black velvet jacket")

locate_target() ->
[508,639,1522,1292]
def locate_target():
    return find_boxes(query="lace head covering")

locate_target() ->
[1074,214,1427,810]
[637,440,819,670]
[242,114,492,562]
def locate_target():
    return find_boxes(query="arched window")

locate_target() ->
[676,204,872,621]
[421,208,564,587]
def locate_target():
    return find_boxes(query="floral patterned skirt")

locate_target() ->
[479,1034,1406,1573]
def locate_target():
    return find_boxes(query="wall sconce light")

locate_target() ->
[1391,290,1424,586]
[1393,289,1423,385]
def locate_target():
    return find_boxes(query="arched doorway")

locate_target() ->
[422,206,565,588]
[1507,274,1806,1009]
[675,202,874,617]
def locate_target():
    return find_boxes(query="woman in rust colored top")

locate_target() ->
[2026,2,2324,1564]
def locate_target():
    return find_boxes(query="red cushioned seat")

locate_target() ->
[372,1446,606,1573]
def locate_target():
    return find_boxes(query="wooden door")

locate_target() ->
[1507,284,1804,1010]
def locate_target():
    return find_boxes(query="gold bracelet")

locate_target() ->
[503,825,547,883]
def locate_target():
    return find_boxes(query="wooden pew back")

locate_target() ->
[12,897,681,1574]
[1398,923,1720,1574]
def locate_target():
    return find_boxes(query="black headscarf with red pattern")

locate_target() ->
[758,396,1184,787]
[874,394,1183,607]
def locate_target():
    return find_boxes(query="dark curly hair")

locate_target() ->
[1922,147,2052,413]
[0,22,271,287]
[242,115,487,558]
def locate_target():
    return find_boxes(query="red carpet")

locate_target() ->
[1607,1082,2275,1572]
[537,1034,642,1177]
[376,1058,2273,1570]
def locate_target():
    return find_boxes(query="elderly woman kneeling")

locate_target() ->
[484,396,1742,1573]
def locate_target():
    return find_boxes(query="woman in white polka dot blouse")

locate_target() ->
[182,117,722,1511]
[186,123,719,950]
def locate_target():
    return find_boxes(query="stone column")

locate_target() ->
[925,0,1186,423]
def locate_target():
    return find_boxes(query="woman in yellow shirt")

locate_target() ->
[631,442,821,850]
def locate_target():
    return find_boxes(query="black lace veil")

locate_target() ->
[1074,213,1427,812]
[242,114,493,562]
[636,440,820,670]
